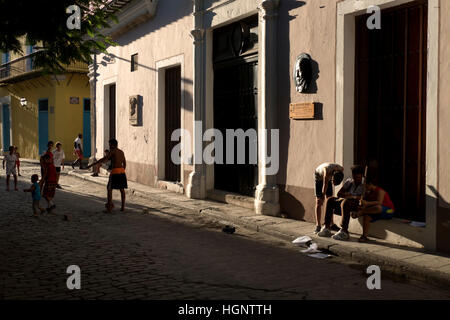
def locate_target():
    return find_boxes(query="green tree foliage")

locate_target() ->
[0,0,118,72]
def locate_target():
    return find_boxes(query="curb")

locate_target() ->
[67,170,450,290]
[3,157,40,165]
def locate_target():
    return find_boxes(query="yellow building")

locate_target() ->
[0,40,90,161]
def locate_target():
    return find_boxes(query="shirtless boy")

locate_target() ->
[86,139,127,212]
[313,162,344,233]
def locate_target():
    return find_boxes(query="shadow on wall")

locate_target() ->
[428,185,450,255]
[13,96,39,159]
[277,0,306,220]
[100,53,193,87]
[300,57,320,94]
[110,0,221,50]
[279,188,305,220]
[97,0,200,86]
[342,185,450,255]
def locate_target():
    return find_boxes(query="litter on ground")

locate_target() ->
[410,221,426,227]
[292,235,312,246]
[307,253,331,259]
[301,242,321,254]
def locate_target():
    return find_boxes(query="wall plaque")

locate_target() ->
[289,102,315,119]
[70,97,79,104]
[129,95,139,125]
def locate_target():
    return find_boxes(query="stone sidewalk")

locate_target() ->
[53,165,449,290]
[16,157,449,288]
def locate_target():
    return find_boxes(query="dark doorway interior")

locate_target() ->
[165,65,181,182]
[355,0,427,221]
[109,83,116,140]
[213,15,259,197]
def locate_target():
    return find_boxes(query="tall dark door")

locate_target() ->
[213,15,259,197]
[214,59,258,196]
[109,84,116,140]
[83,98,91,158]
[355,0,427,221]
[165,66,181,182]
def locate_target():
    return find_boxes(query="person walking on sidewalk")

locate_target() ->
[317,165,364,240]
[71,134,83,169]
[3,146,18,191]
[313,162,344,233]
[53,142,65,189]
[86,139,127,213]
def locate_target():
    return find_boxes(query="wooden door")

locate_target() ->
[109,84,116,140]
[164,66,181,182]
[83,98,91,158]
[213,59,258,196]
[212,16,259,197]
[355,0,427,221]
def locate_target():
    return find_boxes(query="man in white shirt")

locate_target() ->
[2,146,18,191]
[71,133,83,169]
[53,142,65,189]
[318,165,364,240]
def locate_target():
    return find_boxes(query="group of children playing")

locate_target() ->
[3,141,66,217]
[314,162,395,242]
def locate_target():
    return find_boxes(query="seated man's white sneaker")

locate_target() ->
[332,230,349,241]
[317,226,332,237]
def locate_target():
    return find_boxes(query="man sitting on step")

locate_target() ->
[317,165,364,241]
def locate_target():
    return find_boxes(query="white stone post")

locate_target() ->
[186,0,206,199]
[254,0,280,216]
[87,55,98,164]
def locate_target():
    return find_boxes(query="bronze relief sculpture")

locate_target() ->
[294,53,313,93]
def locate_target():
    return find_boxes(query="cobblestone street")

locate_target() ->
[0,163,449,300]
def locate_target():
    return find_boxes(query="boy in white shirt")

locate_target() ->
[2,146,18,191]
[53,142,65,189]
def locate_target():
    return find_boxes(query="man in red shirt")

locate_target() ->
[40,141,54,177]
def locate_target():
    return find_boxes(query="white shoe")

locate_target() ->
[317,226,332,237]
[332,230,350,241]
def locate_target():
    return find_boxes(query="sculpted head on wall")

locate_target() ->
[294,53,313,93]
[129,95,139,125]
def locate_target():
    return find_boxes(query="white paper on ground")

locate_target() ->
[301,243,321,253]
[410,221,426,227]
[307,253,331,259]
[292,235,312,246]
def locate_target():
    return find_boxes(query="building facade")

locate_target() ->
[0,38,91,161]
[91,0,449,254]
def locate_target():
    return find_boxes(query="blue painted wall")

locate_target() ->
[2,104,11,152]
[38,99,49,155]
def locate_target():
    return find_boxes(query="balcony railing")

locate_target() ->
[0,51,88,83]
